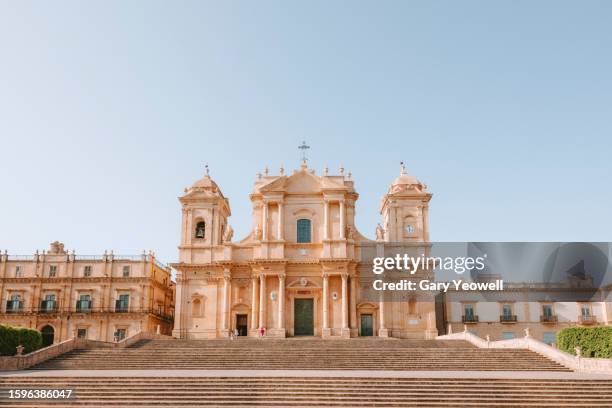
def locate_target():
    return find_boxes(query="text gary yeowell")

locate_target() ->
[372,279,504,292]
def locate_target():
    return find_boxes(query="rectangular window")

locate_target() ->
[464,304,474,319]
[543,332,556,345]
[581,304,591,317]
[77,294,91,312]
[502,332,516,340]
[114,328,127,341]
[77,328,87,339]
[122,265,130,277]
[84,265,92,277]
[542,304,553,317]
[49,265,57,277]
[8,294,23,311]
[502,304,513,317]
[297,219,312,243]
[116,294,129,312]
[43,294,56,311]
[15,266,22,277]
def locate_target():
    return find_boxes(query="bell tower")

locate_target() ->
[380,163,432,242]
[179,166,231,263]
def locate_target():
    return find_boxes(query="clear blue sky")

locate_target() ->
[1,1,611,263]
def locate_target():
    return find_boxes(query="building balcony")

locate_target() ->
[76,300,93,313]
[115,300,130,313]
[39,300,58,313]
[579,315,597,325]
[540,315,558,323]
[500,315,517,323]
[462,315,479,323]
[5,301,24,313]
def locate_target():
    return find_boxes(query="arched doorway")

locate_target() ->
[41,325,54,347]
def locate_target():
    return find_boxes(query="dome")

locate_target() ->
[191,175,218,190]
[392,173,419,186]
[388,163,426,193]
[184,165,224,197]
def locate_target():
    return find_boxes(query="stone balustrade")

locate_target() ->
[0,331,173,371]
[437,329,612,374]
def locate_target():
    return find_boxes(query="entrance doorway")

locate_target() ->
[41,325,54,347]
[360,314,373,336]
[236,314,248,336]
[294,298,314,336]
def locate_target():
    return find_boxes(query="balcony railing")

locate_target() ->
[579,315,597,325]
[115,300,129,312]
[39,300,58,313]
[5,300,24,313]
[76,300,92,313]
[500,314,517,323]
[1,305,173,319]
[540,315,558,323]
[462,315,479,323]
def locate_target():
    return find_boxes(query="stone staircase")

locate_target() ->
[2,376,612,407]
[32,338,570,371]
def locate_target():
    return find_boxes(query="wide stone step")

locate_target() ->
[30,339,570,371]
[2,377,611,407]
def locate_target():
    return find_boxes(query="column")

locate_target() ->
[378,290,387,337]
[259,274,266,328]
[251,277,259,330]
[262,202,269,241]
[323,200,329,240]
[277,202,284,240]
[341,274,348,329]
[322,274,329,329]
[222,276,230,332]
[422,206,429,241]
[339,200,345,239]
[277,274,285,329]
[172,275,183,337]
[350,275,357,330]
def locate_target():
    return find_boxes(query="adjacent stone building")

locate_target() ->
[0,241,175,346]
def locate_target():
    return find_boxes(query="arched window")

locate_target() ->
[297,219,311,243]
[195,221,206,239]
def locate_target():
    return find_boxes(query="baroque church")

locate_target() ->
[172,159,436,339]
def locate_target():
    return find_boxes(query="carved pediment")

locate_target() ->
[258,170,325,194]
[287,277,320,289]
[231,302,251,311]
[357,302,378,310]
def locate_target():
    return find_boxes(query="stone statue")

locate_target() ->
[223,225,234,243]
[254,225,262,240]
[48,241,66,254]
[346,225,355,240]
[375,223,385,241]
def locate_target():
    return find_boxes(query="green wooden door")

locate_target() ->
[360,314,373,336]
[294,298,314,336]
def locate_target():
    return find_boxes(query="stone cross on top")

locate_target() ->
[298,141,310,161]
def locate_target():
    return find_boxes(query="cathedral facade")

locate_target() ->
[172,160,437,339]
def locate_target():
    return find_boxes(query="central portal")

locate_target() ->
[294,298,314,336]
